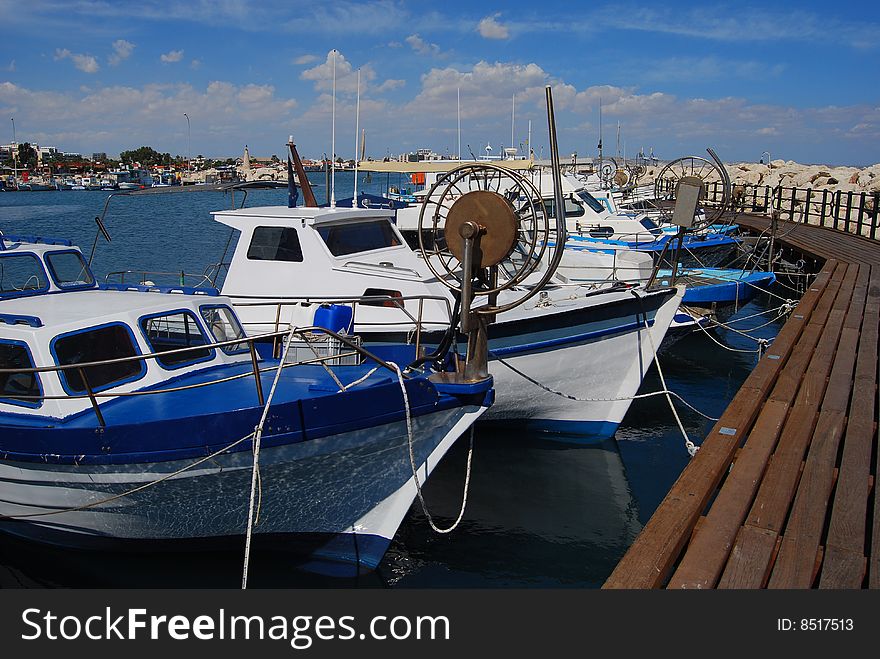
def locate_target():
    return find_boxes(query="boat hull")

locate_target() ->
[0,405,485,575]
[365,287,682,440]
[480,288,681,439]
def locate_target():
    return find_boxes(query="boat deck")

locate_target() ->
[604,213,880,589]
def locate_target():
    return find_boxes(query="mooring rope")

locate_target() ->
[490,355,719,422]
[391,363,474,534]
[0,430,257,521]
[338,366,380,392]
[242,326,296,589]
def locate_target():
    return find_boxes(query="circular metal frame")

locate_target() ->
[416,163,557,316]
[653,155,730,227]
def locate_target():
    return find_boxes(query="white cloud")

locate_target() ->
[108,39,135,66]
[405,34,440,56]
[5,60,15,72]
[375,79,405,93]
[160,50,184,63]
[293,54,317,65]
[478,14,509,40]
[300,50,380,95]
[406,61,549,120]
[0,80,298,155]
[54,48,99,73]
[190,59,202,70]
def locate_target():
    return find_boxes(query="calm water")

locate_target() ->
[0,175,788,588]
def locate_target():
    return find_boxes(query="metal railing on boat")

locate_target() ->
[0,325,407,428]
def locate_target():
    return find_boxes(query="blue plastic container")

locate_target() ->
[313,304,354,335]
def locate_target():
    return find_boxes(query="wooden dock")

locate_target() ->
[604,214,880,589]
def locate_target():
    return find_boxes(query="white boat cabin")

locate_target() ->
[0,237,251,420]
[215,205,455,334]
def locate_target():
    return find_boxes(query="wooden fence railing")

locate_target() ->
[659,179,879,240]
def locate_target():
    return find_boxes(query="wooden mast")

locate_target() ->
[287,136,318,207]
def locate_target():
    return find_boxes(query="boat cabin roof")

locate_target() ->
[0,289,221,338]
[213,205,395,229]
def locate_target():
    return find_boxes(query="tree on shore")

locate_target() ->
[17,143,37,169]
[119,146,172,167]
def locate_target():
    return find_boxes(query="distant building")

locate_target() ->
[92,152,108,162]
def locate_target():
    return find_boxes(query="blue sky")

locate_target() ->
[1,0,878,165]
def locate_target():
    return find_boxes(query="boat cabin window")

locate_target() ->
[52,323,145,394]
[576,191,608,214]
[317,219,401,256]
[0,254,49,295]
[639,218,664,236]
[543,196,585,219]
[45,250,95,289]
[140,311,214,369]
[0,341,42,407]
[200,305,248,354]
[361,288,404,308]
[588,226,615,238]
[247,226,303,262]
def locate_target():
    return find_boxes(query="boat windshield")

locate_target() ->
[0,254,50,295]
[639,218,664,236]
[543,196,585,219]
[317,219,401,256]
[576,191,608,214]
[45,251,95,289]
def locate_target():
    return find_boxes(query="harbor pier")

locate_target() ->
[605,211,879,589]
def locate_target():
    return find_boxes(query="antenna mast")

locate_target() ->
[511,93,515,156]
[353,67,360,201]
[330,49,337,208]
[457,87,461,160]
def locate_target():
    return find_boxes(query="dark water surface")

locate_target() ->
[0,175,789,588]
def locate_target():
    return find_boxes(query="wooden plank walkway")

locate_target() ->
[604,213,879,589]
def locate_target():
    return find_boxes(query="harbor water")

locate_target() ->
[0,173,788,588]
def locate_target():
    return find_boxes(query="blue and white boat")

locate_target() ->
[395,169,742,268]
[649,268,776,308]
[213,203,682,439]
[0,233,493,575]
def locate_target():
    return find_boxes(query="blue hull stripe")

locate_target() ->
[488,319,654,358]
[482,418,621,441]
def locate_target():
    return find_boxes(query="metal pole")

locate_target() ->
[353,69,361,201]
[248,342,265,406]
[457,87,461,160]
[415,297,424,361]
[330,49,336,208]
[10,117,17,184]
[79,367,106,427]
[183,113,191,179]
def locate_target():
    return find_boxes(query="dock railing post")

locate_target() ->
[833,191,841,230]
[857,192,866,237]
[844,191,853,233]
[803,188,812,225]
[871,192,879,240]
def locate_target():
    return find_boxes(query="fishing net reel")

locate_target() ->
[652,148,732,230]
[599,161,617,188]
[417,162,564,380]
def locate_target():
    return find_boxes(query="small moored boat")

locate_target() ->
[0,233,493,575]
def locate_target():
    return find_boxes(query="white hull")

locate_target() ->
[482,287,682,436]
